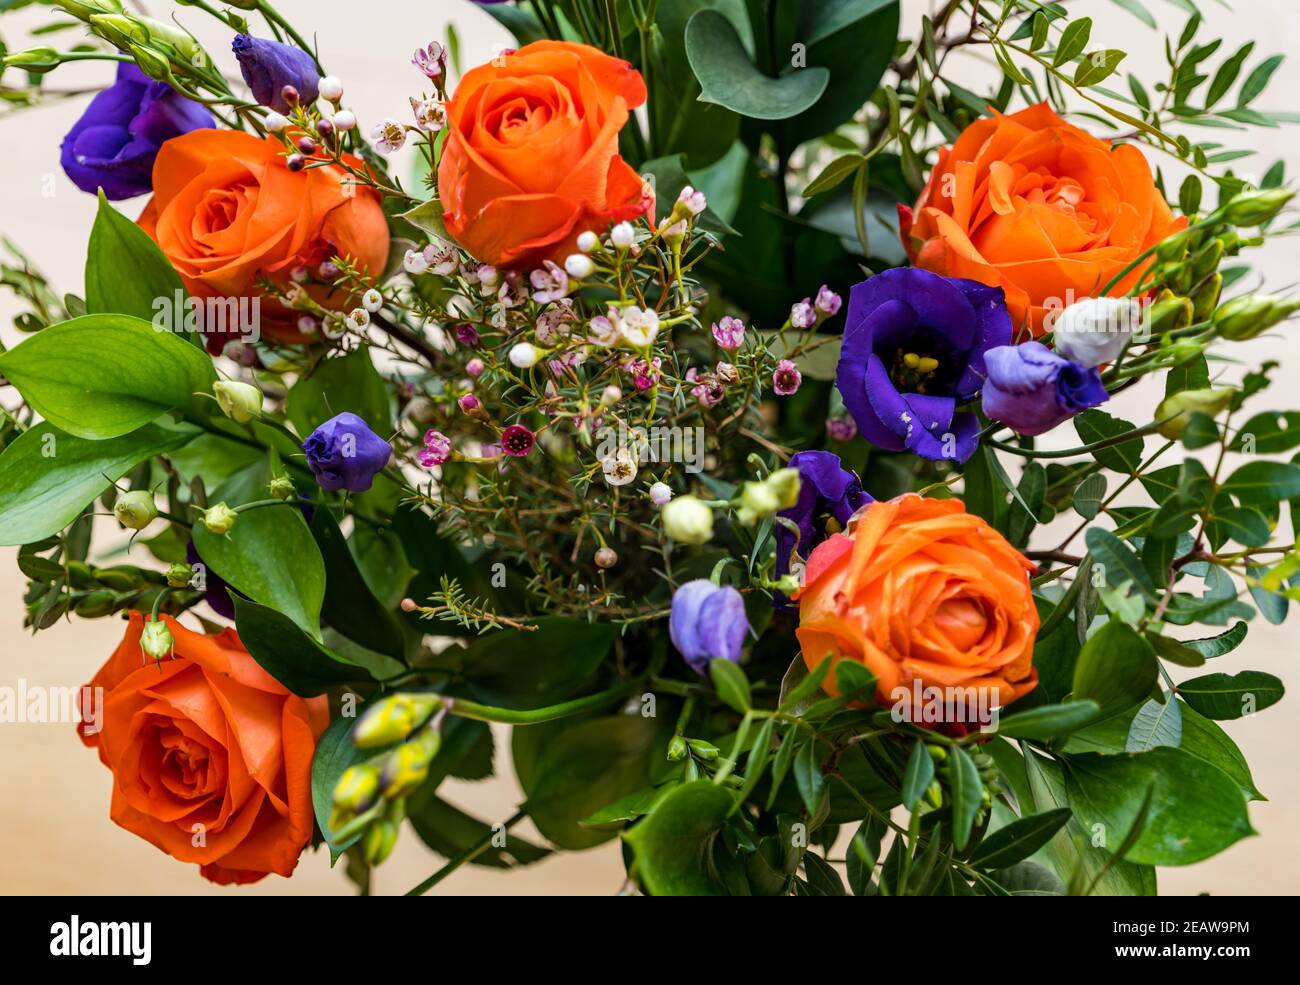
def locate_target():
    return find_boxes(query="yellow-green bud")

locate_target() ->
[737,480,780,525]
[1155,387,1235,439]
[88,12,146,47]
[140,619,174,662]
[1214,294,1300,341]
[380,733,440,798]
[113,490,158,530]
[1191,272,1222,322]
[1143,291,1194,335]
[667,735,688,761]
[94,567,137,591]
[213,380,263,423]
[3,47,61,72]
[686,738,720,760]
[268,475,296,500]
[1190,238,1225,281]
[766,468,801,510]
[352,693,442,748]
[362,819,399,866]
[198,502,238,535]
[332,764,380,813]
[165,562,193,588]
[661,494,714,545]
[126,41,173,83]
[53,0,124,18]
[1220,187,1294,227]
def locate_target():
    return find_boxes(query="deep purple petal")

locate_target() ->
[232,34,320,113]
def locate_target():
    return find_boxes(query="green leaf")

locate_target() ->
[1237,54,1284,107]
[624,781,734,896]
[900,740,934,811]
[1074,410,1145,474]
[520,714,663,850]
[1206,42,1255,108]
[1072,473,1107,520]
[1126,697,1182,751]
[1053,17,1093,66]
[1177,670,1284,719]
[286,346,392,438]
[1178,701,1263,799]
[997,700,1101,740]
[1074,49,1126,87]
[397,199,449,241]
[970,808,1072,870]
[710,658,751,713]
[685,9,829,120]
[85,191,189,333]
[1230,411,1300,453]
[0,422,194,546]
[1181,620,1249,658]
[311,711,369,862]
[794,740,825,815]
[1064,747,1253,865]
[233,596,371,696]
[194,500,325,636]
[460,618,615,709]
[408,795,549,868]
[1085,527,1157,598]
[801,153,865,198]
[1222,460,1300,507]
[310,507,405,659]
[0,314,217,439]
[1072,620,1159,718]
[948,746,982,850]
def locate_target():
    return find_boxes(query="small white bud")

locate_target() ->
[332,109,357,131]
[649,481,673,506]
[610,222,635,249]
[362,288,383,312]
[264,111,289,132]
[564,254,595,279]
[319,75,344,102]
[601,384,622,406]
[577,231,599,253]
[509,342,541,368]
[403,249,429,275]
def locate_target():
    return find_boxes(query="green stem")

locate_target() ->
[405,808,526,896]
[444,680,641,725]
[986,420,1164,459]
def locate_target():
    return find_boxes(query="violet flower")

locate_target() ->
[981,341,1108,436]
[302,413,392,492]
[669,579,748,675]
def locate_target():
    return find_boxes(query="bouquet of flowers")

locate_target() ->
[1,0,1294,896]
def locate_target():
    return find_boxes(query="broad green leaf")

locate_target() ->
[1074,49,1126,87]
[1053,17,1092,66]
[1064,747,1253,865]
[1230,411,1300,453]
[1074,410,1145,474]
[0,314,217,439]
[1072,620,1159,718]
[970,808,1072,870]
[1178,701,1263,799]
[310,507,406,659]
[1181,620,1249,658]
[460,618,615,709]
[1126,697,1183,751]
[1177,670,1284,719]
[408,795,549,868]
[1222,460,1300,507]
[624,781,733,896]
[997,700,1100,740]
[85,191,189,334]
[194,499,325,636]
[802,153,864,198]
[710,658,751,713]
[397,199,449,241]
[794,740,825,815]
[948,746,982,850]
[900,740,934,811]
[685,9,829,120]
[1085,526,1157,598]
[0,421,194,545]
[233,597,371,697]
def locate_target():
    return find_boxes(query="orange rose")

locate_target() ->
[901,102,1185,335]
[78,613,328,884]
[437,40,653,269]
[794,495,1038,723]
[139,129,389,347]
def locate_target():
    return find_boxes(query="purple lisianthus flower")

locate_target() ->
[60,63,213,200]
[775,451,871,592]
[232,34,320,113]
[669,579,748,675]
[302,412,392,492]
[836,267,1011,463]
[982,341,1108,436]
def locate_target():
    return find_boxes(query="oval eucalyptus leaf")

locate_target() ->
[1177,670,1284,720]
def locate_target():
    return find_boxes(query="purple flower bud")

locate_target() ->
[60,63,213,200]
[500,424,535,457]
[790,298,817,330]
[232,34,320,114]
[466,357,485,377]
[458,393,482,414]
[712,315,745,351]
[981,341,1109,436]
[815,285,842,316]
[302,412,392,492]
[669,579,748,675]
[826,416,857,443]
[455,324,481,347]
[772,359,802,396]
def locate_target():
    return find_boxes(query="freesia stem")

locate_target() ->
[443,680,641,726]
[405,808,527,896]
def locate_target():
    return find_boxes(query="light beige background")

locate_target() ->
[1,0,1297,895]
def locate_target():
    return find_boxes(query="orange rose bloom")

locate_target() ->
[139,129,389,347]
[78,613,328,884]
[437,40,653,269]
[794,496,1038,720]
[901,102,1185,335]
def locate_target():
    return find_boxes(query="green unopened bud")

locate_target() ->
[1156,387,1235,438]
[213,380,262,423]
[66,561,94,589]
[380,734,439,798]
[685,738,720,760]
[140,619,174,661]
[353,692,442,748]
[88,12,146,47]
[1191,272,1223,322]
[113,490,158,530]
[1214,293,1300,341]
[925,779,943,808]
[737,480,780,525]
[126,41,173,83]
[332,764,380,813]
[165,562,193,588]
[268,475,296,500]
[3,47,61,72]
[1220,187,1294,227]
[1143,291,1194,335]
[53,0,124,19]
[198,502,238,534]
[362,819,399,865]
[766,468,801,510]
[1190,238,1225,281]
[667,735,688,761]
[135,15,201,59]
[1154,229,1192,262]
[661,494,714,545]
